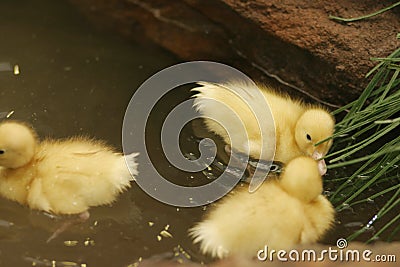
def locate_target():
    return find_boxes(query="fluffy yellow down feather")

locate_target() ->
[190,156,335,259]
[0,121,138,215]
[192,81,335,175]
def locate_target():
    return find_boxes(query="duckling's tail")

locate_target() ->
[124,152,139,181]
[189,222,228,259]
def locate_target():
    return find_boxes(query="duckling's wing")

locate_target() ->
[192,82,276,192]
[192,81,275,147]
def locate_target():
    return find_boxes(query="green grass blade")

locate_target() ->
[329,1,400,22]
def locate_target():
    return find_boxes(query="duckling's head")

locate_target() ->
[280,156,322,203]
[295,109,334,175]
[0,121,37,169]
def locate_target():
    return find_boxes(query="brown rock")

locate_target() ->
[68,0,400,106]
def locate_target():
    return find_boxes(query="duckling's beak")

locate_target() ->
[312,151,327,176]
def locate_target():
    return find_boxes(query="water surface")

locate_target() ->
[0,1,397,266]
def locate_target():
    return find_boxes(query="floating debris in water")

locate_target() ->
[63,240,79,247]
[202,169,217,179]
[148,221,154,227]
[344,221,363,228]
[173,245,192,262]
[0,110,14,119]
[84,237,95,246]
[156,224,173,241]
[60,261,80,266]
[0,62,12,72]
[0,219,14,227]
[24,257,84,267]
[160,230,173,238]
[127,257,142,267]
[89,220,98,230]
[13,64,20,75]
[6,110,14,118]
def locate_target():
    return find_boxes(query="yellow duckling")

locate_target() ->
[190,156,335,259]
[192,81,335,175]
[0,121,138,215]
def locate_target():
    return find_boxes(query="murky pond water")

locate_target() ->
[0,0,398,266]
[0,1,200,266]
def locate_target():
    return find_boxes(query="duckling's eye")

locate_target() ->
[0,150,4,155]
[306,134,312,141]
